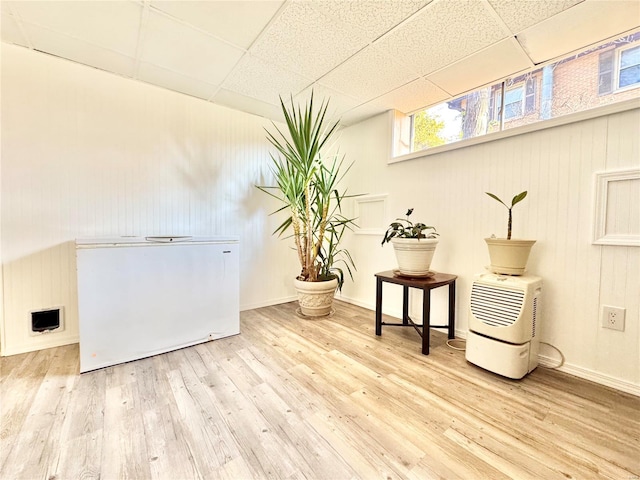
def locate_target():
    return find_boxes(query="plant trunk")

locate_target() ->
[304,184,315,281]
[291,213,305,276]
[507,208,512,240]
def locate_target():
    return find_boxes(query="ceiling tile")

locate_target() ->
[518,0,640,63]
[372,78,449,113]
[376,0,510,76]
[488,0,584,34]
[149,0,284,49]
[313,0,432,42]
[319,44,420,101]
[339,102,389,126]
[427,38,532,97]
[6,0,141,56]
[212,89,284,122]
[293,84,362,120]
[138,62,218,101]
[249,1,368,79]
[222,54,311,105]
[141,10,245,86]
[1,12,30,47]
[24,23,136,77]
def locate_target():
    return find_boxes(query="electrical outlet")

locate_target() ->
[601,305,625,331]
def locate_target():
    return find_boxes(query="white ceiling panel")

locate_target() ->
[427,38,533,97]
[1,0,638,126]
[222,54,311,106]
[376,0,510,76]
[1,12,29,48]
[149,0,284,49]
[249,1,368,79]
[141,10,245,86]
[6,0,142,56]
[138,62,218,101]
[372,78,449,114]
[340,101,390,126]
[319,44,419,101]
[313,0,432,43]
[519,0,640,64]
[24,23,136,78]
[487,0,585,34]
[212,88,284,122]
[293,84,363,120]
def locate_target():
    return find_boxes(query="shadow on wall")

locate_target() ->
[2,241,78,356]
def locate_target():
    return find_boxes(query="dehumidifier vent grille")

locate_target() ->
[470,283,525,327]
[532,297,538,337]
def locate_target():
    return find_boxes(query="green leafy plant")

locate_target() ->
[256,92,358,290]
[381,208,438,245]
[485,191,528,240]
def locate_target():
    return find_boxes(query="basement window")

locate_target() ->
[396,31,640,159]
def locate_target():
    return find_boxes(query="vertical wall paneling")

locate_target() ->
[1,44,298,355]
[339,108,640,393]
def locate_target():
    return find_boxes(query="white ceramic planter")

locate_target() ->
[485,238,536,275]
[293,277,338,317]
[391,237,439,276]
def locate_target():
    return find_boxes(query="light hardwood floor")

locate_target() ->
[1,300,639,479]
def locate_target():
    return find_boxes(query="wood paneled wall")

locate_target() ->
[339,108,640,393]
[1,45,297,355]
[2,44,638,394]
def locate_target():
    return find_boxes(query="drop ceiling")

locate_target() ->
[2,0,639,126]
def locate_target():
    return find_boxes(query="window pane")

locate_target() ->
[619,64,640,88]
[525,79,536,113]
[620,46,640,68]
[411,83,501,151]
[407,32,640,153]
[599,71,613,95]
[599,50,614,72]
[505,88,522,103]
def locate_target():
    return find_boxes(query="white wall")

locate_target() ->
[0,44,297,355]
[338,109,640,394]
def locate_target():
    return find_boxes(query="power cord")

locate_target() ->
[446,338,466,351]
[539,341,565,369]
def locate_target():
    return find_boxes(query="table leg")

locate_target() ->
[448,281,456,339]
[402,286,409,325]
[375,278,383,336]
[422,289,431,355]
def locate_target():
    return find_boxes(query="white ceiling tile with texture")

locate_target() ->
[140,9,245,86]
[1,0,638,125]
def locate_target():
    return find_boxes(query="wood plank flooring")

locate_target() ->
[1,300,639,479]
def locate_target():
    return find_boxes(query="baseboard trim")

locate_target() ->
[338,297,639,397]
[537,355,640,397]
[240,296,297,312]
[1,335,79,357]
[336,295,404,320]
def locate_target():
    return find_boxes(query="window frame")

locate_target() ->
[503,85,524,121]
[616,43,640,92]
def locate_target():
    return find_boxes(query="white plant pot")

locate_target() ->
[293,277,338,317]
[391,237,439,276]
[485,238,536,275]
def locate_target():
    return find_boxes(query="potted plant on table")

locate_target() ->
[257,93,358,317]
[485,191,535,275]
[382,208,439,277]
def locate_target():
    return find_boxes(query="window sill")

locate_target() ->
[389,97,640,165]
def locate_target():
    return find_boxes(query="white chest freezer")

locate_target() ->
[76,236,239,372]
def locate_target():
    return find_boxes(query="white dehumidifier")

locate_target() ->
[465,273,542,379]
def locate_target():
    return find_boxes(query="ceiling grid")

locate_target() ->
[1,0,638,125]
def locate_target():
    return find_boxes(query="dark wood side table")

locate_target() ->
[375,270,457,355]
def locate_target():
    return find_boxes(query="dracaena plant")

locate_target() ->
[485,191,528,240]
[381,208,438,245]
[256,92,358,290]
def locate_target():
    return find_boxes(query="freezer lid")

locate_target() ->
[76,235,239,247]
